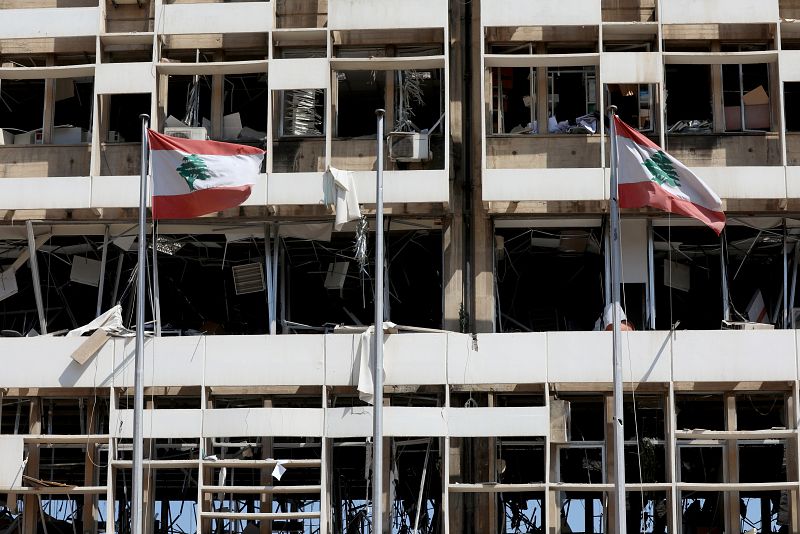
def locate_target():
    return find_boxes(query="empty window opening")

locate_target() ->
[491,66,537,134]
[676,395,725,431]
[0,79,45,143]
[561,494,605,533]
[722,62,771,131]
[785,82,800,132]
[665,65,712,133]
[548,67,598,133]
[164,74,212,133]
[501,492,544,534]
[53,78,94,142]
[739,491,789,533]
[626,491,668,534]
[681,493,725,534]
[736,394,786,431]
[606,83,654,132]
[335,70,386,137]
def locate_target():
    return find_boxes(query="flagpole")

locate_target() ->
[373,108,386,534]
[608,106,628,534]
[132,113,150,534]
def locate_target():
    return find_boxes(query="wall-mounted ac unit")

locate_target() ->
[164,127,207,141]
[387,131,431,162]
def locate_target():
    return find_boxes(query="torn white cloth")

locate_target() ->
[327,167,361,231]
[593,302,627,330]
[272,460,287,481]
[356,322,396,405]
[67,305,130,337]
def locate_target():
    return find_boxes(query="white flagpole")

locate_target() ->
[132,114,150,534]
[608,106,628,534]
[372,108,386,534]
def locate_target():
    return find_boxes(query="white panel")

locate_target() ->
[481,0,600,27]
[114,409,202,439]
[384,334,447,385]
[202,408,323,437]
[0,436,24,489]
[482,168,606,202]
[0,177,91,210]
[268,172,326,205]
[547,332,612,382]
[95,63,155,95]
[328,0,447,30]
[161,3,272,35]
[787,167,800,199]
[385,407,447,436]
[692,166,786,200]
[326,406,373,437]
[620,331,673,383]
[448,333,547,384]
[325,334,359,386]
[240,173,268,206]
[351,170,449,204]
[270,59,329,90]
[621,219,647,284]
[0,337,116,388]
[780,51,800,82]
[673,331,796,382]
[0,8,99,39]
[660,0,778,24]
[91,176,150,208]
[601,53,662,84]
[448,407,549,437]
[205,335,324,386]
[115,337,204,388]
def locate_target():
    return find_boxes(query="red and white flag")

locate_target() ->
[613,116,725,234]
[147,130,265,220]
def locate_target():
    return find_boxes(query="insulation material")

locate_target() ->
[0,269,18,302]
[67,304,127,337]
[69,256,102,287]
[282,89,323,136]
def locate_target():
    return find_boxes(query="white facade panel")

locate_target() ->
[268,172,326,205]
[269,59,329,90]
[202,408,324,437]
[780,51,800,82]
[0,436,24,489]
[481,0,600,27]
[326,406,373,437]
[385,407,447,437]
[448,407,549,437]
[160,3,272,35]
[786,166,800,199]
[114,409,203,439]
[384,334,447,385]
[205,335,325,386]
[0,177,91,210]
[547,332,613,383]
[325,334,359,386]
[115,337,205,388]
[672,330,797,382]
[694,166,786,200]
[91,176,148,208]
[448,333,548,384]
[0,8,98,39]
[660,0,778,24]
[328,0,447,30]
[620,332,673,383]
[600,53,662,84]
[351,170,449,204]
[482,168,606,202]
[95,63,155,95]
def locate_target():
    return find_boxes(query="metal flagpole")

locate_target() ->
[373,108,386,534]
[607,106,628,534]
[132,114,150,534]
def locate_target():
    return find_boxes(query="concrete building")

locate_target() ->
[1,0,800,533]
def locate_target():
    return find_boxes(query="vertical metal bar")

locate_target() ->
[604,226,611,308]
[132,114,150,534]
[271,226,279,333]
[152,222,161,336]
[264,223,275,336]
[790,239,799,328]
[25,220,47,335]
[96,225,110,317]
[608,108,627,534]
[784,220,789,328]
[720,232,731,322]
[647,219,656,330]
[111,251,124,307]
[373,108,386,534]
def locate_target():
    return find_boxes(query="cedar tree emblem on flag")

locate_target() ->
[642,151,681,189]
[176,154,211,191]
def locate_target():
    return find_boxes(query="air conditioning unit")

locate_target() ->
[387,131,431,162]
[164,127,208,141]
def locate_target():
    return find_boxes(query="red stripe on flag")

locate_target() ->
[152,186,252,220]
[147,130,265,156]
[614,116,661,150]
[619,181,726,235]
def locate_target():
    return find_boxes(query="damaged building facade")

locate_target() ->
[2,0,800,533]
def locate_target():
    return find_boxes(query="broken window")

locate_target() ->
[280,89,325,137]
[665,64,712,133]
[680,493,725,534]
[163,73,212,133]
[0,79,45,144]
[491,66,537,134]
[100,93,151,175]
[548,67,598,134]
[736,393,786,430]
[785,82,800,132]
[676,395,725,431]
[606,83,654,132]
[335,69,386,137]
[721,59,771,131]
[560,494,606,533]
[221,73,268,142]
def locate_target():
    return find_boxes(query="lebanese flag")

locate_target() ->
[613,116,725,234]
[147,130,265,220]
